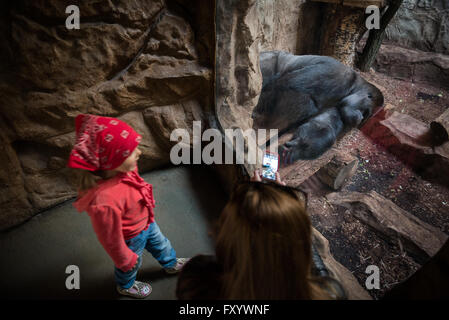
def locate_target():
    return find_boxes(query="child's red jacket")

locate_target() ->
[73,166,155,272]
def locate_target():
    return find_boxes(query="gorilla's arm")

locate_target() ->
[338,93,369,127]
[279,108,344,165]
[253,73,320,131]
[339,80,384,127]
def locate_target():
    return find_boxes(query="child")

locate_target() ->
[67,114,189,299]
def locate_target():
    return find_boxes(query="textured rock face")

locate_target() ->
[374,44,449,90]
[0,0,308,229]
[215,0,306,177]
[257,0,304,53]
[0,0,372,299]
[0,0,214,230]
[385,0,449,55]
[215,0,263,178]
[366,0,449,88]
[215,0,306,128]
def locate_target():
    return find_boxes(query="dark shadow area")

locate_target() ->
[383,238,449,299]
[186,164,230,225]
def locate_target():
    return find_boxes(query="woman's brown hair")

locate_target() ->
[214,181,331,299]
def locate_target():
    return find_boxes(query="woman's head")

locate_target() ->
[215,181,315,299]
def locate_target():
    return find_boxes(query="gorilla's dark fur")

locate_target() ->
[252,51,384,164]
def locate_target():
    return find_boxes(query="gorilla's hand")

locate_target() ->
[340,106,364,127]
[279,142,300,166]
[279,134,329,165]
[279,144,295,166]
[280,134,329,165]
[279,108,344,165]
[338,92,377,127]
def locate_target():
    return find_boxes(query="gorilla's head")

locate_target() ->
[339,84,384,127]
[369,84,385,116]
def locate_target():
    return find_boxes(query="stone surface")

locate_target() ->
[0,0,309,229]
[0,122,33,229]
[372,44,449,90]
[257,0,305,54]
[215,0,262,130]
[385,0,449,55]
[215,0,264,177]
[142,100,209,153]
[216,0,312,177]
[353,0,449,88]
[0,0,213,230]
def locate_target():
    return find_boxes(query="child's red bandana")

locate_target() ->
[67,114,142,171]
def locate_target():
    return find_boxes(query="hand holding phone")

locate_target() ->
[251,169,286,185]
[261,152,278,181]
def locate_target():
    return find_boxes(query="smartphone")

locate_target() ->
[261,152,278,180]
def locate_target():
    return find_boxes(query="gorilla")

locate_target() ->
[252,51,384,165]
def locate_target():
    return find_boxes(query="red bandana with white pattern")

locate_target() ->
[67,114,142,171]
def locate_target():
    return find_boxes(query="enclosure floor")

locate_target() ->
[0,165,227,300]
[301,71,449,299]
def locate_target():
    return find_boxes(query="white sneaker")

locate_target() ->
[164,258,190,274]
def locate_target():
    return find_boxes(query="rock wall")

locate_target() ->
[365,0,449,89]
[0,0,214,230]
[215,0,306,178]
[5,1,446,232]
[373,44,449,90]
[0,0,308,229]
[257,0,305,53]
[0,0,373,299]
[259,0,370,67]
[385,0,449,55]
[215,0,307,134]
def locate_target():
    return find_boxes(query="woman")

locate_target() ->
[176,170,345,300]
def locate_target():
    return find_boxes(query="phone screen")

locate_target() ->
[262,152,278,180]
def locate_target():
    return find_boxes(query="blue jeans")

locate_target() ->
[114,222,177,289]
